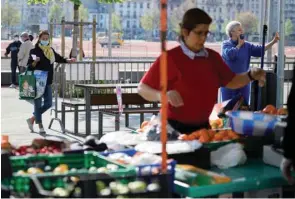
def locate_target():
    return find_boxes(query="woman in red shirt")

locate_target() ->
[138,8,266,134]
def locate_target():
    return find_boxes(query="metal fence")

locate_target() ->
[55,59,294,104]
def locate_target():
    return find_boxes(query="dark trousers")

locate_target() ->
[10,60,18,85]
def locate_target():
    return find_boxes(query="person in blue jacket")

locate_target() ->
[221,21,280,105]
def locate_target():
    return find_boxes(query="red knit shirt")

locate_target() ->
[141,46,235,125]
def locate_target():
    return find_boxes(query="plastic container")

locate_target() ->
[4,151,135,196]
[28,172,172,198]
[226,111,279,136]
[101,149,176,191]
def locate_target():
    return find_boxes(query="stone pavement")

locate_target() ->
[1,87,151,147]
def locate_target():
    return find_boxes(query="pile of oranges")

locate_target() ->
[178,129,240,143]
[262,105,288,115]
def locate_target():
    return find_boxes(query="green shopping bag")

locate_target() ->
[19,69,36,99]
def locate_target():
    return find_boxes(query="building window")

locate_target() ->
[120,3,123,7]
[133,2,136,8]
[140,3,143,8]
[100,23,103,28]
[127,21,130,28]
[213,8,216,12]
[147,3,150,8]
[120,11,123,17]
[133,11,136,18]
[127,2,130,8]
[219,7,222,12]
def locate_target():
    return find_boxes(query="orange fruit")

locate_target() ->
[219,130,228,137]
[207,130,215,140]
[199,136,210,143]
[263,105,277,114]
[141,121,149,128]
[213,134,223,141]
[277,108,288,115]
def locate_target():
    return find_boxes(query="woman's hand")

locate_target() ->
[167,90,184,107]
[273,32,280,43]
[67,58,76,63]
[32,57,40,67]
[250,68,266,87]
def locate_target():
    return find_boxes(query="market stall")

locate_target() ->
[1,0,294,198]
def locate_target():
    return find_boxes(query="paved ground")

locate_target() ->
[1,86,151,147]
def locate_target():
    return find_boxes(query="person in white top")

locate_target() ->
[18,32,34,73]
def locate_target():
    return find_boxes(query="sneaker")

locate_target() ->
[9,84,16,88]
[26,118,34,132]
[39,128,46,134]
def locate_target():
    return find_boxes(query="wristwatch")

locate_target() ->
[248,71,255,81]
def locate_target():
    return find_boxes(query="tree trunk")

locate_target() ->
[72,4,80,58]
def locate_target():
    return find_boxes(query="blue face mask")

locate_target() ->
[40,40,49,46]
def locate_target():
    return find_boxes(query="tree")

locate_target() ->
[169,0,197,34]
[285,18,294,37]
[209,22,217,33]
[1,2,21,38]
[140,12,159,40]
[79,4,89,21]
[49,3,64,23]
[112,13,122,32]
[27,0,124,57]
[236,12,258,35]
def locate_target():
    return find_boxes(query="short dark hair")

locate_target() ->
[180,8,212,38]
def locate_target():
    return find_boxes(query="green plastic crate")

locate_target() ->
[3,151,136,195]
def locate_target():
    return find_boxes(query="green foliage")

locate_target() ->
[49,3,64,22]
[140,14,154,31]
[285,19,294,37]
[28,0,124,5]
[209,22,217,33]
[112,13,122,32]
[79,4,89,21]
[169,0,197,34]
[1,3,21,27]
[236,12,258,34]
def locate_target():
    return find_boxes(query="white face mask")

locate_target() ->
[14,37,19,41]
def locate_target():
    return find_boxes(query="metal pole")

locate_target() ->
[72,4,79,58]
[108,3,113,57]
[276,0,285,108]
[259,0,265,44]
[266,0,273,63]
[257,0,268,111]
[92,16,96,83]
[79,19,83,61]
[61,17,65,57]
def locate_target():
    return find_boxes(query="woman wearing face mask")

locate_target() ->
[138,8,266,134]
[26,30,76,133]
[221,21,280,105]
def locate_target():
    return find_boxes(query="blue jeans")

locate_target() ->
[221,83,251,105]
[33,85,52,124]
